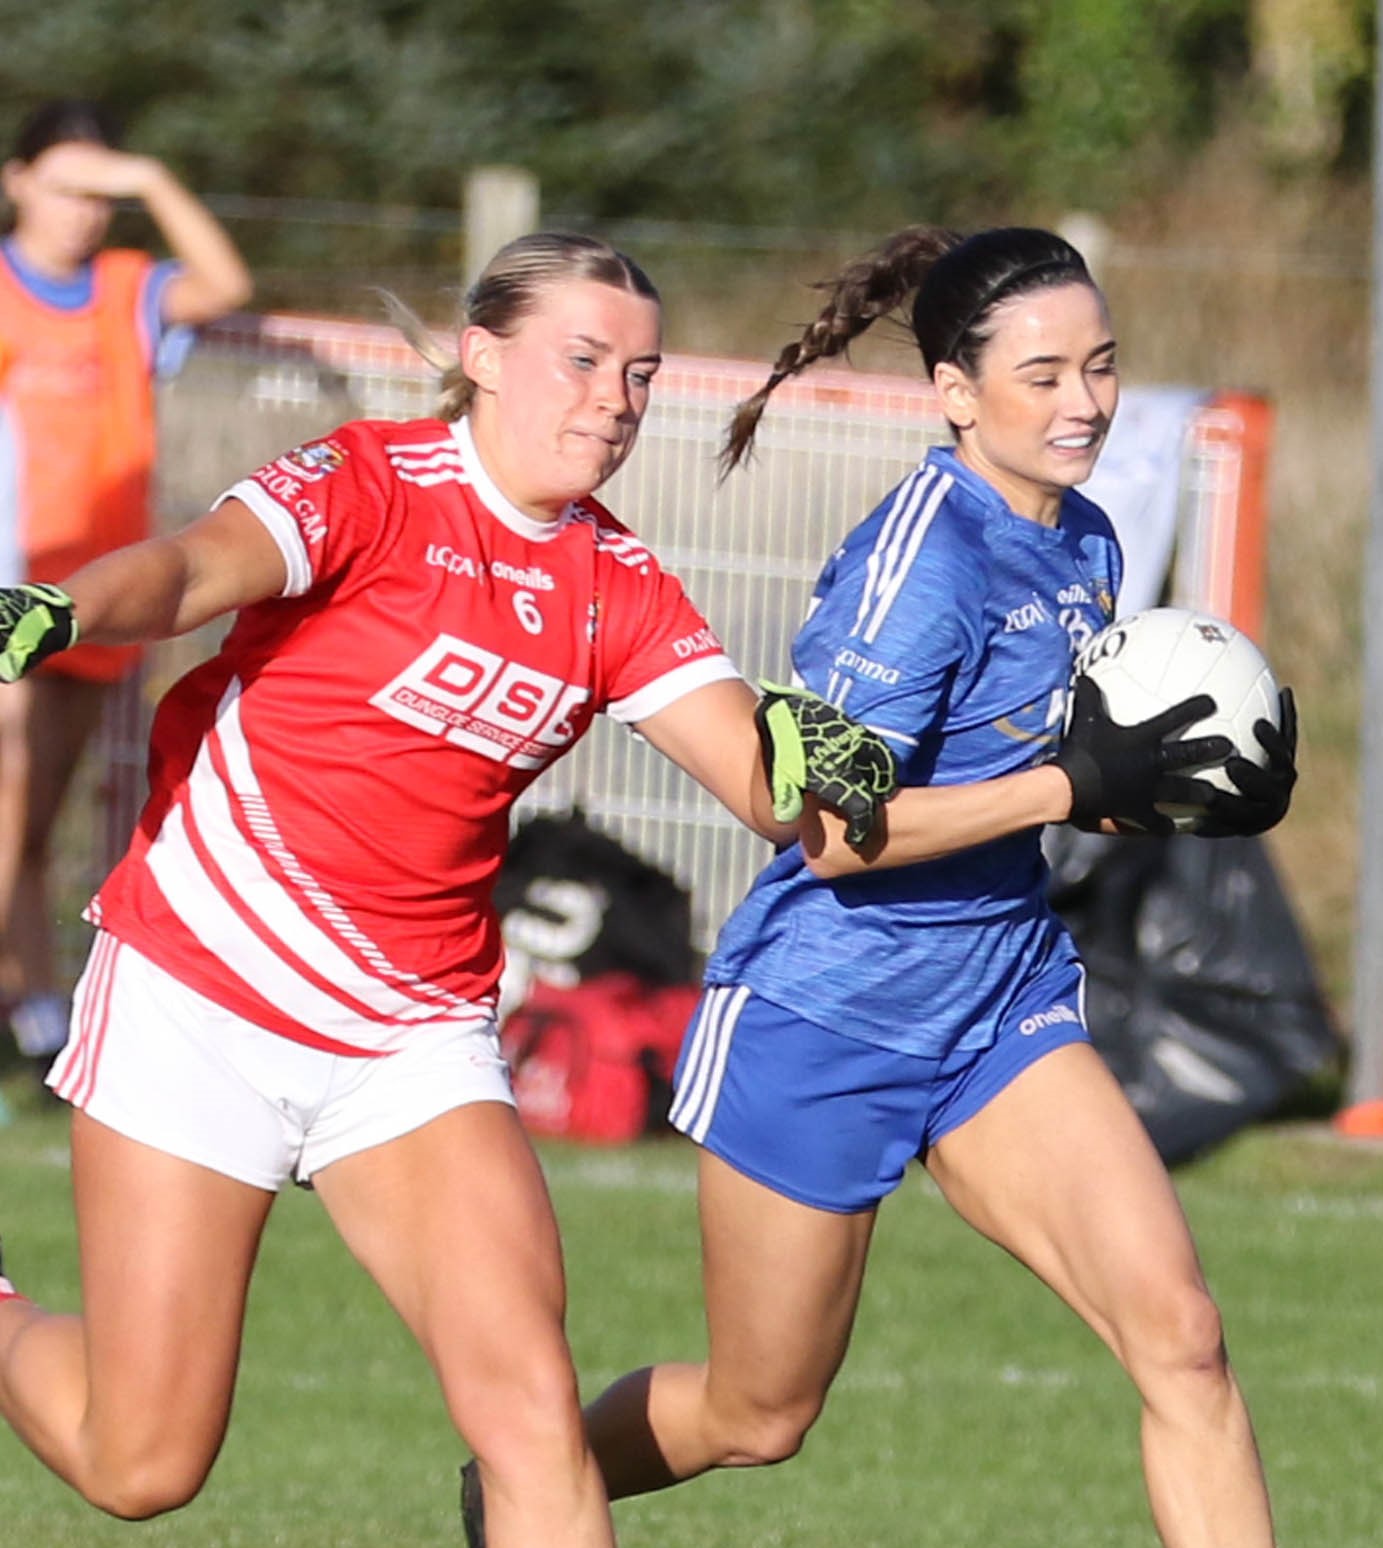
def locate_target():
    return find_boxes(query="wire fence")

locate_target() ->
[52,312,1273,989]
[102,194,1367,335]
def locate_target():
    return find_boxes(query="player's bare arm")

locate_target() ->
[636,678,796,845]
[800,762,1075,876]
[138,161,254,325]
[64,498,287,644]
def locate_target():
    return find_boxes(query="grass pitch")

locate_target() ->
[1,1088,1380,1547]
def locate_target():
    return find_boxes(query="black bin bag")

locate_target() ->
[1044,829,1341,1166]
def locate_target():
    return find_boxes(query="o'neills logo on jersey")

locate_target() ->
[424,548,555,591]
[833,647,900,685]
[490,558,555,591]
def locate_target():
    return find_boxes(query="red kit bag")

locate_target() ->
[500,973,700,1144]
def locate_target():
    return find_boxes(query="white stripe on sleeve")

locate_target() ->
[215,479,314,597]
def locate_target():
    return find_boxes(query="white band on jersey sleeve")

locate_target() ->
[214,480,314,598]
[606,655,742,725]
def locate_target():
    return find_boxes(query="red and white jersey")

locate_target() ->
[91,417,740,1055]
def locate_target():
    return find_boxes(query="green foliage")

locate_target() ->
[1010,0,1251,204]
[0,0,1367,238]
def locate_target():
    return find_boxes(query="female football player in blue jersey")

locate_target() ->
[462,227,1296,1548]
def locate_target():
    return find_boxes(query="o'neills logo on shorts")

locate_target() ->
[1019,1003,1080,1037]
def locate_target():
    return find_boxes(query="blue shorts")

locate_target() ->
[669,964,1090,1213]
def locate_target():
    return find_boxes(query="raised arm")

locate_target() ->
[134,158,253,324]
[35,142,252,324]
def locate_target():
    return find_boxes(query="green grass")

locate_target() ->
[2,1090,1381,1547]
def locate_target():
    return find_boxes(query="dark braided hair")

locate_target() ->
[722,225,1094,472]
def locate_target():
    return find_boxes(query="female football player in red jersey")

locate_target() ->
[0,98,251,1082]
[0,231,892,1548]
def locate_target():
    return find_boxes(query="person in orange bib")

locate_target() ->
[0,99,251,1078]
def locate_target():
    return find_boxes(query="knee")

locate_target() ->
[458,1351,586,1469]
[1121,1279,1229,1391]
[707,1391,824,1470]
[80,1442,213,1520]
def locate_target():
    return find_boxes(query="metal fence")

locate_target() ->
[62,314,1271,975]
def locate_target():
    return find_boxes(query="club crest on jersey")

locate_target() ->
[279,440,347,482]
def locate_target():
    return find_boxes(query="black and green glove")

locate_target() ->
[1054,675,1233,835]
[755,681,898,848]
[0,584,79,683]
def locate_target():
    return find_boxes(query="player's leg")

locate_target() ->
[583,988,925,1500]
[0,1109,274,1518]
[312,1100,615,1548]
[926,1040,1273,1548]
[0,677,31,999]
[4,673,106,1062]
[2,932,324,1518]
[585,1147,876,1499]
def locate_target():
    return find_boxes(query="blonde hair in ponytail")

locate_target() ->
[383,231,660,423]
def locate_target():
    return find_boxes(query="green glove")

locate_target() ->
[755,681,898,848]
[0,584,79,683]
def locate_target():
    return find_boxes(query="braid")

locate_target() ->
[721,226,960,474]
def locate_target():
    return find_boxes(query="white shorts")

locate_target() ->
[47,933,516,1189]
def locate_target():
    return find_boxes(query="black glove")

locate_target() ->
[1054,675,1233,835]
[1158,687,1297,837]
[755,681,898,849]
[0,584,78,683]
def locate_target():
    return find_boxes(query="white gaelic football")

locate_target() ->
[1070,606,1281,832]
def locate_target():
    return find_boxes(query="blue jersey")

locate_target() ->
[707,446,1122,1058]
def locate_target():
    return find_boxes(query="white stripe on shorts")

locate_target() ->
[53,930,121,1110]
[669,984,750,1144]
